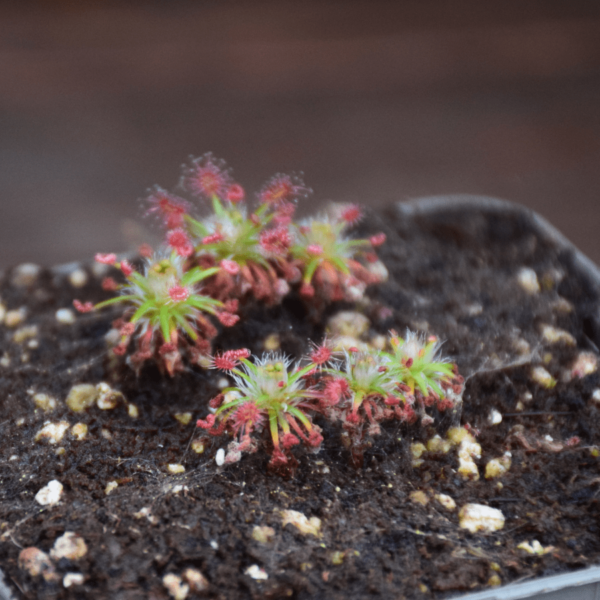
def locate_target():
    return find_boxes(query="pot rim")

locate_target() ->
[397,194,600,295]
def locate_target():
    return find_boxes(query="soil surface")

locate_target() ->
[1,203,600,599]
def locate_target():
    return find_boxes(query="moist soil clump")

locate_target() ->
[1,203,600,599]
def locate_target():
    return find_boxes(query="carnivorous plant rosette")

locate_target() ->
[290,206,386,302]
[153,154,305,304]
[386,330,462,415]
[320,331,461,464]
[197,350,331,472]
[74,251,238,375]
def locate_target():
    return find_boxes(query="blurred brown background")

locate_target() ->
[1,0,599,267]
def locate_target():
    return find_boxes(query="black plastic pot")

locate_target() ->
[400,196,600,600]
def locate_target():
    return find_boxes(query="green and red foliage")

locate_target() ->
[196,333,463,470]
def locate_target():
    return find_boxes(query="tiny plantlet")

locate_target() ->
[291,208,385,301]
[76,251,233,375]
[197,350,327,472]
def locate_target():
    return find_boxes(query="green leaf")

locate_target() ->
[187,296,222,313]
[212,195,226,217]
[182,266,220,286]
[187,216,209,238]
[174,313,198,340]
[159,305,171,342]
[302,260,320,284]
[131,300,156,322]
[330,256,350,275]
[287,406,311,430]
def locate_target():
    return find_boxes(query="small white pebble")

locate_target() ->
[332,336,370,353]
[163,573,189,600]
[171,485,189,494]
[18,547,56,579]
[457,437,482,481]
[488,409,502,425]
[513,337,531,356]
[63,572,85,588]
[191,439,205,454]
[531,366,556,389]
[105,481,118,495]
[35,421,70,444]
[91,261,110,278]
[370,334,387,350]
[517,267,540,294]
[66,384,99,412]
[9,455,18,461]
[435,494,456,511]
[571,352,598,379]
[33,393,58,412]
[553,297,573,313]
[173,412,192,425]
[409,491,429,506]
[210,540,219,550]
[167,464,185,475]
[133,507,158,524]
[215,448,225,466]
[485,452,512,479]
[540,324,575,346]
[459,504,505,533]
[327,310,370,338]
[0,353,9,368]
[68,268,88,288]
[217,377,229,390]
[12,263,41,287]
[71,423,88,440]
[50,532,88,560]
[517,540,554,555]
[13,325,38,344]
[128,403,139,418]
[366,259,388,282]
[263,333,281,351]
[280,509,322,537]
[5,308,26,328]
[35,480,63,506]
[96,382,123,410]
[245,565,268,580]
[252,525,276,544]
[183,568,209,593]
[56,308,76,325]
[591,389,600,404]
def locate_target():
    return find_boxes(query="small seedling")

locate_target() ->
[291,207,385,302]
[74,251,237,375]
[321,332,461,464]
[197,350,329,472]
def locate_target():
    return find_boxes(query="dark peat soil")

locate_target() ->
[1,204,600,600]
